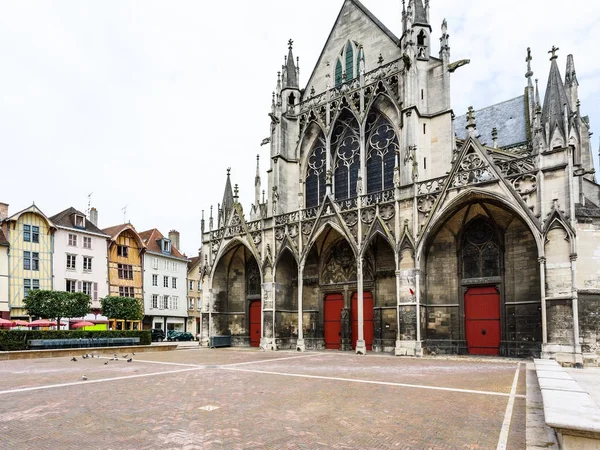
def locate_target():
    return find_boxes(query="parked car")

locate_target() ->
[167,331,194,342]
[151,329,165,342]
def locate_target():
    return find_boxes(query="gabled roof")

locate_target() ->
[304,0,400,92]
[139,228,185,259]
[49,207,108,236]
[188,255,202,271]
[454,96,528,149]
[0,228,8,246]
[5,204,55,229]
[102,223,146,249]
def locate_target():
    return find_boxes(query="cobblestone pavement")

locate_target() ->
[0,348,526,449]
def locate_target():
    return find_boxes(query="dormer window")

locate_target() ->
[74,215,85,228]
[162,239,171,254]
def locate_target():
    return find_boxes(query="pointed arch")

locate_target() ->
[365,109,399,193]
[360,218,396,259]
[209,237,262,287]
[301,220,356,266]
[345,41,354,81]
[303,124,327,208]
[335,58,343,88]
[331,109,360,201]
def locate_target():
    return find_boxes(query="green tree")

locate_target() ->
[100,296,144,321]
[24,290,91,326]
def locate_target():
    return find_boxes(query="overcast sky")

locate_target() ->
[0,0,598,256]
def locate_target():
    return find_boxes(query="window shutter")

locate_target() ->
[93,283,98,301]
[77,281,82,292]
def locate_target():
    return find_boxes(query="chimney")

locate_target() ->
[0,203,8,221]
[89,207,98,226]
[168,229,180,250]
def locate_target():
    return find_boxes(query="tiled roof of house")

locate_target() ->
[102,223,132,239]
[139,228,185,259]
[188,255,201,270]
[455,95,528,149]
[49,207,108,236]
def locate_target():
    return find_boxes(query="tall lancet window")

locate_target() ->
[332,110,360,200]
[305,132,327,208]
[461,219,501,279]
[345,41,354,81]
[335,60,343,88]
[366,111,398,193]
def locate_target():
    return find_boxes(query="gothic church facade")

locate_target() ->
[197,0,600,364]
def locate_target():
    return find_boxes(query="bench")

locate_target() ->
[534,358,600,449]
[209,335,232,348]
[28,337,141,350]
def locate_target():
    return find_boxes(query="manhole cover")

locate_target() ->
[198,405,220,411]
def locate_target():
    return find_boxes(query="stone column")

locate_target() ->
[261,282,275,350]
[539,257,547,344]
[395,269,402,349]
[570,254,582,357]
[355,257,367,354]
[208,288,213,339]
[414,268,423,356]
[296,264,305,351]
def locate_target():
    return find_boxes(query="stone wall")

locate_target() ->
[579,294,600,354]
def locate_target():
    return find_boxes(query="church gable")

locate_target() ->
[305,0,402,96]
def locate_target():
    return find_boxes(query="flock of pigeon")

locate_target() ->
[71,352,137,381]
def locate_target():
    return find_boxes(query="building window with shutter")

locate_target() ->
[171,296,178,310]
[172,277,177,289]
[152,294,158,309]
[163,276,169,288]
[83,257,92,272]
[152,258,158,269]
[66,279,77,293]
[82,281,92,296]
[67,254,76,270]
[152,274,158,286]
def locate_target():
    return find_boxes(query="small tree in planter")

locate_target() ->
[24,290,91,328]
[100,296,143,329]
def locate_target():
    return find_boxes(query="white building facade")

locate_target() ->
[140,229,188,332]
[49,207,109,319]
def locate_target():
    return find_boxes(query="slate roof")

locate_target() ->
[139,228,186,259]
[455,95,528,149]
[49,207,108,236]
[576,199,600,218]
[188,255,201,270]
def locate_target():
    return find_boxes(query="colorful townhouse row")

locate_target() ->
[0,202,203,334]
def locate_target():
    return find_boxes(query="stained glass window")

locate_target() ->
[332,111,360,200]
[345,42,354,81]
[461,219,500,279]
[366,112,398,193]
[305,132,327,208]
[335,59,343,88]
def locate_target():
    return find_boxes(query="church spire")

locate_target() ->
[220,168,234,227]
[541,46,571,138]
[411,0,430,28]
[255,154,261,206]
[283,39,298,89]
[564,54,579,111]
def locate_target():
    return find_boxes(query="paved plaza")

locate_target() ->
[0,348,526,449]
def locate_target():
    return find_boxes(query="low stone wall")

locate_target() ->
[534,359,600,449]
[0,344,177,361]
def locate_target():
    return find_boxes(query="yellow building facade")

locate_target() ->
[103,224,145,301]
[4,205,55,318]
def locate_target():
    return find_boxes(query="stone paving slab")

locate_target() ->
[0,349,526,449]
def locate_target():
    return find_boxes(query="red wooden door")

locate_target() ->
[249,301,261,347]
[465,286,501,355]
[351,292,374,351]
[324,294,344,350]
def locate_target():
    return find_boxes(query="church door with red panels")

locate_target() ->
[324,294,344,350]
[464,286,501,355]
[351,292,374,351]
[249,300,261,347]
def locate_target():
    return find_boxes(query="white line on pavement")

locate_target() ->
[222,352,322,367]
[0,367,200,396]
[496,362,521,450]
[221,366,524,398]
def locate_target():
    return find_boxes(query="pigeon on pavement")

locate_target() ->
[71,357,77,362]
[127,358,132,363]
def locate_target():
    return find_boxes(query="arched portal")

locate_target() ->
[423,200,542,357]
[211,243,261,347]
[274,248,299,349]
[361,234,397,351]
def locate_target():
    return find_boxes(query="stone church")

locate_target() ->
[196,0,600,364]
